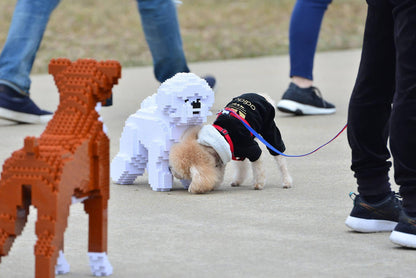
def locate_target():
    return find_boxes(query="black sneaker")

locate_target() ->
[345,192,402,233]
[0,84,53,124]
[390,211,416,248]
[277,82,336,115]
[202,75,216,91]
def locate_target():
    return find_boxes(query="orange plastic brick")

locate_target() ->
[0,58,121,278]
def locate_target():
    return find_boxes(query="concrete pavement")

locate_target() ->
[1,49,415,278]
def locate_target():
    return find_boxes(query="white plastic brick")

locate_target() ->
[88,252,113,277]
[111,73,214,191]
[55,250,70,275]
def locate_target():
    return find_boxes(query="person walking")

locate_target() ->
[0,0,215,124]
[277,0,335,115]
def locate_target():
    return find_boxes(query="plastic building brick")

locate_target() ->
[111,72,214,191]
[0,58,121,278]
[55,250,70,275]
[88,251,113,276]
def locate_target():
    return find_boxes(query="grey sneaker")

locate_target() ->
[277,82,336,115]
[345,192,402,233]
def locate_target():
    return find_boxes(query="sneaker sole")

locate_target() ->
[0,107,53,124]
[277,100,336,115]
[345,216,398,233]
[390,230,416,248]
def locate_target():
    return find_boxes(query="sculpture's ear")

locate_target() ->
[97,61,121,106]
[97,60,122,85]
[48,58,72,76]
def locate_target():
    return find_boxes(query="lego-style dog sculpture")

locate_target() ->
[0,58,121,278]
[111,73,214,191]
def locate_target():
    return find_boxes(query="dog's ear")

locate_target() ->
[169,136,205,180]
[203,144,223,168]
[188,165,219,194]
[187,144,225,194]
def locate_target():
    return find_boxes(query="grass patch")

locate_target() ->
[0,0,366,74]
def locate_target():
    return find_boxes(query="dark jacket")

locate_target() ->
[213,93,286,161]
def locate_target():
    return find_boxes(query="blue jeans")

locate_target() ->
[289,0,332,80]
[0,0,189,95]
[138,0,189,82]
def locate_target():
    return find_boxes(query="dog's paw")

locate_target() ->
[282,176,293,189]
[254,183,264,190]
[231,181,241,187]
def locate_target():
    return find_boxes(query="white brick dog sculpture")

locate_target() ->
[111,73,214,191]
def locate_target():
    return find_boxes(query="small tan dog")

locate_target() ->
[169,93,293,193]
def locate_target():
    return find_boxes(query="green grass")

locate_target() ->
[0,0,366,74]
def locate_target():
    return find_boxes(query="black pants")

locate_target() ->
[347,0,416,213]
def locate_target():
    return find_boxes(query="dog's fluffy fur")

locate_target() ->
[169,126,226,193]
[169,95,293,194]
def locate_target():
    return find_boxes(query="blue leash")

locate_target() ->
[225,109,347,158]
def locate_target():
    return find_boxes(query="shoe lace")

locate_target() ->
[311,86,327,108]
[392,191,403,206]
[349,191,402,205]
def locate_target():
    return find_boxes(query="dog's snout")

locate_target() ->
[192,99,201,114]
[191,99,201,109]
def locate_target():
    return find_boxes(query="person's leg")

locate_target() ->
[289,0,332,82]
[0,0,60,123]
[389,0,416,248]
[345,0,401,233]
[277,0,335,115]
[136,0,189,83]
[389,0,416,217]
[348,0,395,199]
[0,0,60,94]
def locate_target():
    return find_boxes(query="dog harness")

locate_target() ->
[214,108,254,161]
[212,93,287,162]
[212,123,237,160]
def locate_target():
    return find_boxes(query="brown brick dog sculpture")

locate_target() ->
[0,58,121,278]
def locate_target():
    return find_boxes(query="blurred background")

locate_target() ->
[0,0,366,74]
